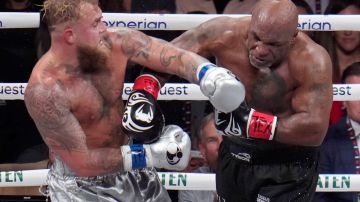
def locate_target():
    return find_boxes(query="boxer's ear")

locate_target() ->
[63,28,75,44]
[293,29,299,38]
[290,30,299,45]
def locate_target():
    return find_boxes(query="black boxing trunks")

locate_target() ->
[45,157,171,202]
[216,137,320,202]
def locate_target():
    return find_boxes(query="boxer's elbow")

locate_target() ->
[303,117,328,146]
[59,154,116,177]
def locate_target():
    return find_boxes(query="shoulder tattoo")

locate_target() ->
[119,30,151,59]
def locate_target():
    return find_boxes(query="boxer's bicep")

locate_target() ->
[292,55,332,124]
[118,29,152,61]
[172,18,226,57]
[25,84,86,150]
[25,84,89,166]
[283,64,332,145]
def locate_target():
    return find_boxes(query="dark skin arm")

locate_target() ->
[171,17,333,146]
[275,46,333,146]
[24,82,124,177]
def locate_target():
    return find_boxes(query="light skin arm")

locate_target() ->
[24,82,124,177]
[113,28,206,84]
[171,16,232,57]
[275,49,333,146]
[112,26,225,84]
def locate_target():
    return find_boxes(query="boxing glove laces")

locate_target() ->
[197,63,246,113]
[121,125,191,171]
[215,103,278,140]
[122,74,165,143]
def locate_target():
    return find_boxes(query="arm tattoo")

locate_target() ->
[160,45,177,67]
[25,84,87,152]
[26,84,68,130]
[178,52,197,74]
[119,30,151,59]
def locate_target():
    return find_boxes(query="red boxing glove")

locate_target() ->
[246,109,278,140]
[133,74,161,99]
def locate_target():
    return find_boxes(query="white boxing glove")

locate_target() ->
[197,63,246,113]
[121,125,191,171]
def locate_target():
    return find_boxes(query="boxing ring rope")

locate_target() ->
[0,169,357,192]
[0,13,360,31]
[1,12,360,192]
[0,83,360,101]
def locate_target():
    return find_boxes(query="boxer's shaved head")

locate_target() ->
[247,0,299,69]
[251,0,298,39]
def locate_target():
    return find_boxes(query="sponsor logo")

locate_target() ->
[231,152,251,162]
[215,109,242,136]
[333,85,352,96]
[122,92,154,132]
[317,175,350,189]
[0,84,26,95]
[166,142,183,165]
[217,196,227,202]
[0,171,23,182]
[297,20,331,31]
[123,85,189,96]
[160,173,187,187]
[135,104,153,123]
[103,19,167,29]
[257,194,270,202]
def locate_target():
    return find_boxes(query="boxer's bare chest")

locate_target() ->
[67,69,125,146]
[217,50,296,115]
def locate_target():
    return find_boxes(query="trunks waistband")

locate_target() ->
[223,136,319,164]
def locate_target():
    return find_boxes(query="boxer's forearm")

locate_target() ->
[275,112,328,146]
[58,148,125,177]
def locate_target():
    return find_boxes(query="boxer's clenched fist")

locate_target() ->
[121,125,191,171]
[122,74,165,143]
[197,63,245,113]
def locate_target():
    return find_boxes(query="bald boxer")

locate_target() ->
[23,0,244,201]
[173,0,332,201]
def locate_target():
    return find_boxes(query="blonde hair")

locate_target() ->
[43,0,98,30]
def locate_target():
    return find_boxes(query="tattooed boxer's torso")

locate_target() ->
[25,43,126,152]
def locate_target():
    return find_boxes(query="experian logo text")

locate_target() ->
[104,18,167,29]
[298,20,331,30]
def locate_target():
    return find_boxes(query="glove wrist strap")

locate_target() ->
[247,109,278,140]
[121,144,151,171]
[130,144,147,169]
[196,63,216,81]
[133,74,161,99]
